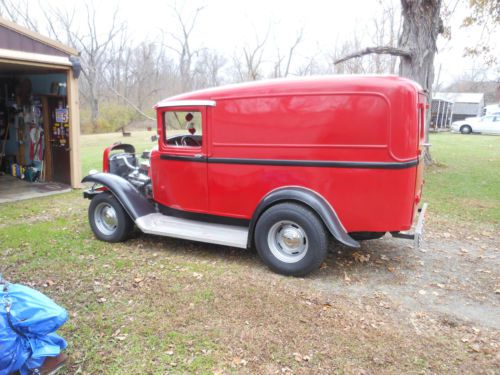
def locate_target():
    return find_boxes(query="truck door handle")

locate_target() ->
[194,154,204,158]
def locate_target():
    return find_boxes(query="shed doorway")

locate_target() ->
[0,17,81,204]
[0,64,74,201]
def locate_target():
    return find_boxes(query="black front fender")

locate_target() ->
[82,173,155,220]
[249,187,360,248]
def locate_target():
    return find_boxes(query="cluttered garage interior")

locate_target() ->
[0,18,81,203]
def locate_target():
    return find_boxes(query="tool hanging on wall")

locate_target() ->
[16,111,25,165]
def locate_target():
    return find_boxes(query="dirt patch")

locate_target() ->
[309,218,500,331]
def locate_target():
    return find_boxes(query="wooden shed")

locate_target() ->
[0,17,81,193]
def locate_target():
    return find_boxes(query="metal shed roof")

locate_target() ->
[434,92,484,104]
[0,17,78,56]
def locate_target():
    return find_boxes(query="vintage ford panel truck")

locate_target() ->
[83,75,428,276]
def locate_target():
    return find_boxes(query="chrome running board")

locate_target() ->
[135,213,248,248]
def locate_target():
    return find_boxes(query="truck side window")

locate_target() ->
[164,110,202,147]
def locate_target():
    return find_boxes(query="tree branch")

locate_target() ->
[334,46,412,65]
[106,85,155,121]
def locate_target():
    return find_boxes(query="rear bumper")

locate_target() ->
[391,203,428,249]
[83,189,101,199]
[414,203,428,248]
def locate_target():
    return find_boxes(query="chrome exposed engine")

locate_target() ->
[108,144,152,197]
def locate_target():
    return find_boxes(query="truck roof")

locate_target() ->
[155,75,423,108]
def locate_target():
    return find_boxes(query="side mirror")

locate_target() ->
[151,135,158,142]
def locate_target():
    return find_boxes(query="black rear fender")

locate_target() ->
[249,187,359,248]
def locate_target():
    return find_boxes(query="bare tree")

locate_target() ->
[330,33,371,74]
[126,43,162,110]
[370,0,402,74]
[65,5,126,131]
[0,0,39,32]
[462,0,500,66]
[328,1,401,75]
[272,29,304,78]
[232,29,270,82]
[192,49,227,88]
[164,4,205,92]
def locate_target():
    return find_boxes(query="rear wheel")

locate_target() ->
[89,192,133,242]
[460,125,472,134]
[255,203,328,276]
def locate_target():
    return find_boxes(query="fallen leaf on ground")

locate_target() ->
[353,252,370,263]
[469,343,481,352]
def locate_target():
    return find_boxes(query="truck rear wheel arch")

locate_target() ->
[248,187,359,249]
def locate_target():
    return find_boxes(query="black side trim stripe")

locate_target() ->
[161,154,207,163]
[209,157,418,169]
[160,154,419,169]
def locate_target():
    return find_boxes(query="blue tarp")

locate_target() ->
[0,277,67,375]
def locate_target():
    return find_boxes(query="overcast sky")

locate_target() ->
[32,0,500,85]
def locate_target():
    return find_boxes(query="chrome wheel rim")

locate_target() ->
[267,220,308,263]
[94,202,118,236]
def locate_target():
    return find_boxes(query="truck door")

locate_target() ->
[151,106,208,213]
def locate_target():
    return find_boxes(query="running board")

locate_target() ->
[135,213,248,248]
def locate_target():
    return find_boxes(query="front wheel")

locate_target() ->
[460,125,472,134]
[88,192,134,242]
[255,203,328,276]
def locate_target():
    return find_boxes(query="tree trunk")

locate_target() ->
[397,0,443,163]
[91,98,99,133]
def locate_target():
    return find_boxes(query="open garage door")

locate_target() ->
[0,18,81,203]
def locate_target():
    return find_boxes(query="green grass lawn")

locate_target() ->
[425,132,500,224]
[0,130,498,373]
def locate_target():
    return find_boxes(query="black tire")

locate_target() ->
[460,125,472,134]
[88,192,134,242]
[255,203,328,276]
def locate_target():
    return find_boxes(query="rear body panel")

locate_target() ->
[150,75,425,233]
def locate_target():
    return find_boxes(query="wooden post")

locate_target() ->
[66,69,82,188]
